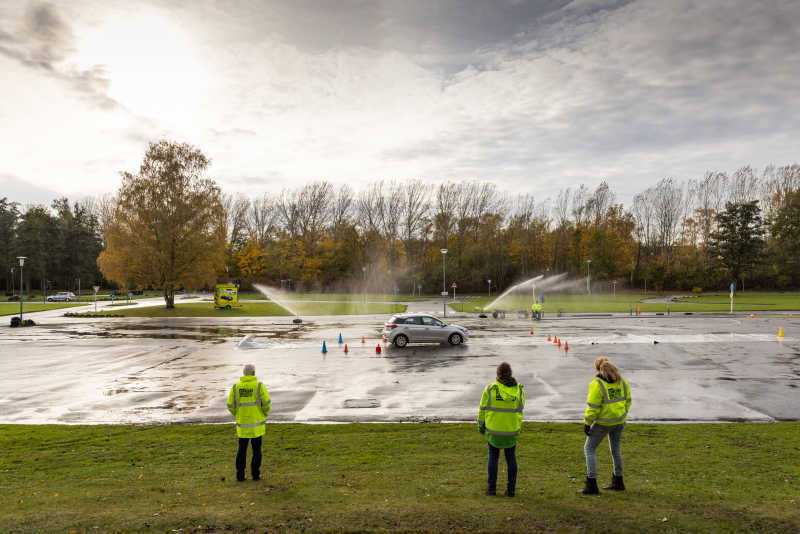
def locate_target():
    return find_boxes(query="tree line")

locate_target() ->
[2,140,799,303]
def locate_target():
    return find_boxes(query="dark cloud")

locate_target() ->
[0,2,118,109]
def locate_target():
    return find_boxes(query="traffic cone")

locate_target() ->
[557,338,561,347]
[554,336,558,344]
[750,313,754,318]
[376,344,382,354]
[338,333,343,344]
[564,341,569,351]
[790,313,793,318]
[530,329,534,335]
[344,344,349,353]
[778,327,784,338]
[361,336,366,343]
[637,306,641,315]
[322,341,327,354]
[382,336,387,343]
[547,334,551,341]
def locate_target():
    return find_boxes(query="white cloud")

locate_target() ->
[0,0,798,205]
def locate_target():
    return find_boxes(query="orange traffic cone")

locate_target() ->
[637,306,641,315]
[564,341,569,351]
[554,336,558,344]
[344,344,349,354]
[750,313,754,318]
[790,313,793,318]
[382,336,387,343]
[361,336,366,343]
[557,338,561,347]
[375,344,382,354]
[547,334,551,341]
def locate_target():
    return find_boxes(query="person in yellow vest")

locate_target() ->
[227,364,271,481]
[582,357,632,494]
[478,362,525,496]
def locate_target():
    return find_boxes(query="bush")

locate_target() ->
[692,287,703,294]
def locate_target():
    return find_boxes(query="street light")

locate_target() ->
[362,266,367,304]
[586,259,592,295]
[17,257,26,321]
[440,248,448,317]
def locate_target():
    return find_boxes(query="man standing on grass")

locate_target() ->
[227,364,271,481]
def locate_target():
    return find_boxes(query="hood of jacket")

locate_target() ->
[492,380,521,400]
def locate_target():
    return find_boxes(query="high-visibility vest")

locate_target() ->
[479,381,525,437]
[227,376,271,438]
[584,376,631,426]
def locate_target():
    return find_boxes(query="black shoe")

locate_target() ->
[504,490,515,497]
[602,475,625,491]
[236,476,245,482]
[581,477,599,495]
[485,488,496,496]
[252,474,261,481]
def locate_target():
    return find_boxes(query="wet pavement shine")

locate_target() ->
[1,307,799,424]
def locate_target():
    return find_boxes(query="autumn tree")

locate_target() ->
[98,141,226,308]
[708,200,764,290]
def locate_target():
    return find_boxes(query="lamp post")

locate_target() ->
[440,248,448,317]
[10,267,14,298]
[362,266,366,304]
[17,257,26,321]
[586,259,592,295]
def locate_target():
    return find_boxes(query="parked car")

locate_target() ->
[383,313,469,347]
[47,292,76,302]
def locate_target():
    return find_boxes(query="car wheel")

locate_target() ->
[225,305,231,310]
[448,333,463,346]
[394,334,408,348]
[47,297,53,302]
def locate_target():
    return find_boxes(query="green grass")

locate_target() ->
[237,291,431,302]
[81,301,406,317]
[452,291,800,314]
[1,423,796,533]
[0,302,84,316]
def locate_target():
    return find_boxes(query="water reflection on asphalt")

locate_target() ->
[1,314,798,424]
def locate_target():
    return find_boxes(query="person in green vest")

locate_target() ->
[581,356,632,494]
[478,362,525,496]
[227,364,271,481]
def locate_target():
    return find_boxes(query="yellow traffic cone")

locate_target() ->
[778,327,784,338]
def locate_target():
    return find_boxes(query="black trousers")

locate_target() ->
[236,436,262,479]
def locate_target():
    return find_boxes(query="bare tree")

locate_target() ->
[571,184,591,226]
[586,181,616,224]
[222,193,251,247]
[728,165,761,204]
[330,184,354,231]
[553,188,571,228]
[433,182,458,248]
[248,194,277,245]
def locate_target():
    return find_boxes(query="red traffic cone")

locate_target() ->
[564,341,569,351]
[382,336,387,343]
[749,313,754,318]
[547,334,551,341]
[530,329,534,335]
[344,344,349,353]
[375,344,382,354]
[554,336,558,344]
[361,336,366,343]
[557,338,561,347]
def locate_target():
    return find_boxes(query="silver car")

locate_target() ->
[383,313,469,347]
[47,291,76,302]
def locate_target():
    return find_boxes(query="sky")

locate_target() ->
[1,0,799,205]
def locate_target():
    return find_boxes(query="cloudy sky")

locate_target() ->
[1,0,799,204]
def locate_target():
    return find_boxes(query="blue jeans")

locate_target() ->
[487,443,517,493]
[584,423,624,478]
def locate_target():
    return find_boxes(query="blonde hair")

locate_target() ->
[594,356,621,383]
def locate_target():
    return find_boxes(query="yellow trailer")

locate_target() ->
[214,284,239,310]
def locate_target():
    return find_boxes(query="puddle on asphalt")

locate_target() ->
[49,324,307,342]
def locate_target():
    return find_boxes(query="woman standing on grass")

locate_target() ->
[582,356,632,495]
[478,362,525,497]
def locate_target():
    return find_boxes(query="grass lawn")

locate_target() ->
[81,301,406,318]
[0,302,84,316]
[1,423,796,533]
[452,291,800,314]
[237,291,432,302]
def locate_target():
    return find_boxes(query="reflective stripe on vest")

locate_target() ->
[593,378,629,404]
[233,382,266,408]
[482,384,524,413]
[486,428,520,436]
[237,419,267,428]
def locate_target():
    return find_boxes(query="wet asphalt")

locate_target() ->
[1,303,798,424]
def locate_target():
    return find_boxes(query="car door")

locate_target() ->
[421,316,445,342]
[402,316,424,342]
